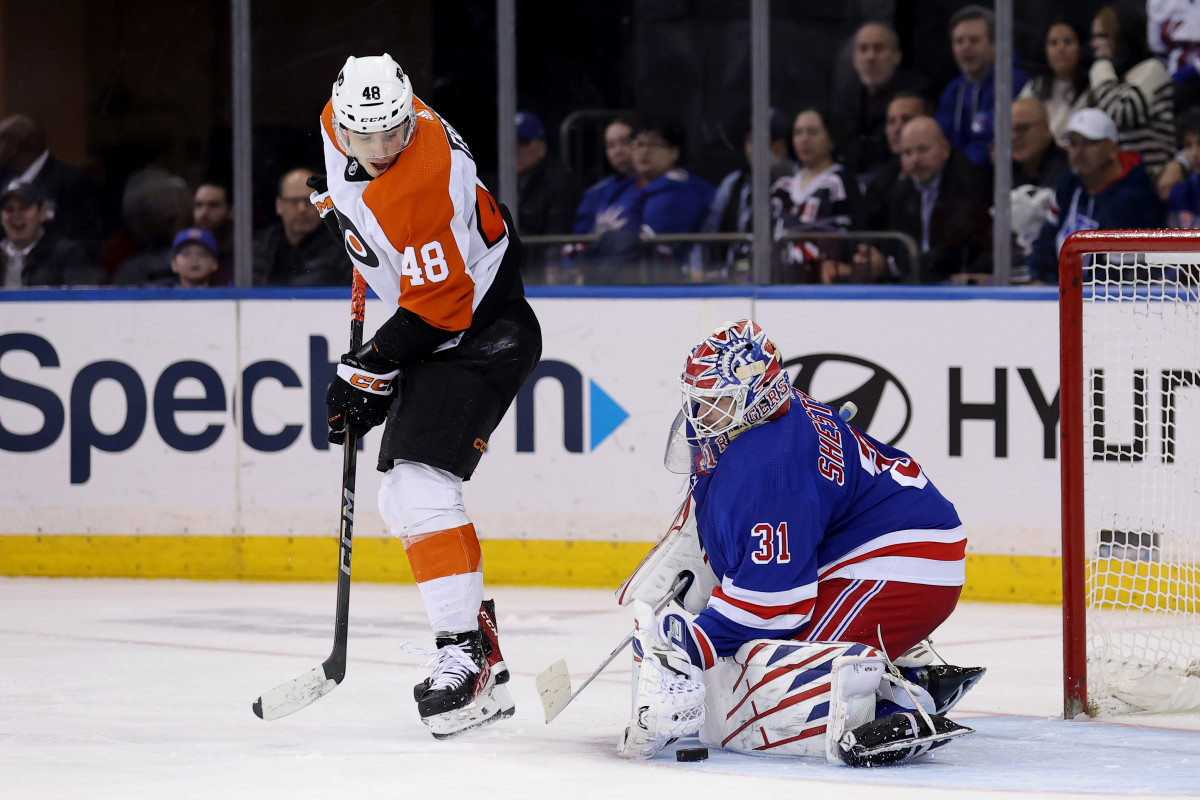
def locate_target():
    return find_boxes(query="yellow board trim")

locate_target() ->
[0,535,1063,604]
[1089,559,1200,613]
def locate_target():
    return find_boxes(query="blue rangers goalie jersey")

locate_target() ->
[688,388,965,662]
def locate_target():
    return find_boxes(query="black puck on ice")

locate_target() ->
[676,747,709,762]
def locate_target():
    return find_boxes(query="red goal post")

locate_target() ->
[1059,229,1200,719]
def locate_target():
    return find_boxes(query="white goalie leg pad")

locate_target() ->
[618,601,706,759]
[615,492,719,615]
[824,655,888,763]
[700,639,885,759]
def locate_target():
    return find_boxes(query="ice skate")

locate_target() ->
[411,600,515,740]
[836,711,973,767]
[905,664,986,714]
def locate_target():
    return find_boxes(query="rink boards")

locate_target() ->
[0,286,1065,602]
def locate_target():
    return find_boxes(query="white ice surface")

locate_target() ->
[2,578,1198,800]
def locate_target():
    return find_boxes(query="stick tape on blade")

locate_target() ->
[536,659,572,722]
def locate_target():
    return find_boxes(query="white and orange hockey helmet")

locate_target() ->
[331,53,417,159]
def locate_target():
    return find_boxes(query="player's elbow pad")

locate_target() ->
[371,307,461,367]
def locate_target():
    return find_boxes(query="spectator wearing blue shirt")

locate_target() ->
[576,115,715,267]
[573,114,637,235]
[1166,109,1200,228]
[1021,109,1165,284]
[935,5,1029,168]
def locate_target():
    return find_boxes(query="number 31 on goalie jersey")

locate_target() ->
[751,522,791,565]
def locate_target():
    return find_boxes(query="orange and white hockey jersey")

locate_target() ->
[318,97,511,341]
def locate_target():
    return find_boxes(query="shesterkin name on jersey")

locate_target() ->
[796,391,845,485]
[319,95,506,335]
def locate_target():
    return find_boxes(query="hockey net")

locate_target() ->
[1060,230,1200,717]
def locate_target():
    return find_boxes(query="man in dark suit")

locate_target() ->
[0,114,103,256]
[0,184,95,287]
[891,116,993,281]
[854,116,992,282]
[862,92,929,231]
[834,22,930,181]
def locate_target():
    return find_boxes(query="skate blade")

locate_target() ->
[425,684,516,740]
[852,723,974,758]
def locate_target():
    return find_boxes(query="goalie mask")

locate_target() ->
[677,319,791,453]
[331,54,417,162]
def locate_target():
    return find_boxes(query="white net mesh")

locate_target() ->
[1082,252,1200,714]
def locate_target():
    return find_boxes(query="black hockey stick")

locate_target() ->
[253,270,368,720]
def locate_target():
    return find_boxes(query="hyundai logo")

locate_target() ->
[785,353,912,446]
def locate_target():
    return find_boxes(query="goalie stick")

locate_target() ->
[252,270,368,721]
[536,574,692,724]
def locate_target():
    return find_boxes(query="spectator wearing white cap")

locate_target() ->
[1020,108,1165,284]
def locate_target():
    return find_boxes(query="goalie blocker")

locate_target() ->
[618,601,975,766]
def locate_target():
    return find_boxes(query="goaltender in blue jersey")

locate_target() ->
[615,319,984,767]
[690,384,966,663]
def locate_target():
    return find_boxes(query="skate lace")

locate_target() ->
[876,625,938,732]
[402,642,480,691]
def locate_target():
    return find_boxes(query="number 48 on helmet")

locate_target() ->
[331,53,418,163]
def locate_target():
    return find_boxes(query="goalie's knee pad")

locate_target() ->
[379,459,470,538]
[699,639,887,760]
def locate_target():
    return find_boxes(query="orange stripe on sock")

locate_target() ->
[404,524,482,582]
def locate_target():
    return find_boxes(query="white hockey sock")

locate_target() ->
[417,571,484,635]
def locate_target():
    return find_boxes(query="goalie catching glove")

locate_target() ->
[325,343,400,444]
[618,600,707,759]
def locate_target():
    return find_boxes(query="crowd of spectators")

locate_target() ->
[512,2,1200,286]
[0,112,344,290]
[7,1,1200,290]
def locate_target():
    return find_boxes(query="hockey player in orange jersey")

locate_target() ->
[313,53,542,738]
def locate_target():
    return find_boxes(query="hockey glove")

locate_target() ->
[325,343,400,445]
[306,173,331,212]
[618,600,706,759]
[306,173,345,249]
